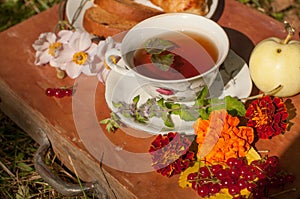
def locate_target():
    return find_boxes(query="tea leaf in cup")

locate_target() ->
[144,38,177,54]
[151,53,175,71]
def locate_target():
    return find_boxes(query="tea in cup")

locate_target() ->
[105,13,229,102]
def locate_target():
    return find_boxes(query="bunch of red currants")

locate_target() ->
[187,156,295,198]
[45,87,73,98]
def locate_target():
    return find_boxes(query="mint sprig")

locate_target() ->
[143,38,177,72]
[144,38,177,54]
[151,53,175,71]
[100,87,246,132]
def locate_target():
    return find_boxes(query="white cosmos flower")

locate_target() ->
[32,30,73,67]
[55,30,98,79]
[93,37,121,83]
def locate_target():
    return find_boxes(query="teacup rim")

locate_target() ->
[120,12,230,83]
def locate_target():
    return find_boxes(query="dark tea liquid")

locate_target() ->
[133,31,218,80]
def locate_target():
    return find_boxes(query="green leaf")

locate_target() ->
[151,53,174,71]
[179,109,197,121]
[170,103,181,115]
[135,112,148,123]
[224,96,246,116]
[100,118,111,124]
[112,101,123,108]
[195,86,209,107]
[144,38,177,54]
[209,98,226,112]
[132,95,140,106]
[111,112,120,121]
[100,113,121,133]
[162,112,174,128]
[17,162,33,172]
[199,108,209,120]
[157,98,165,108]
[121,110,131,118]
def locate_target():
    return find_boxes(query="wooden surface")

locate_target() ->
[0,0,300,198]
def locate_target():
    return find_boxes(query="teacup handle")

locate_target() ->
[105,48,133,76]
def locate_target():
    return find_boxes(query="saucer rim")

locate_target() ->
[104,50,253,135]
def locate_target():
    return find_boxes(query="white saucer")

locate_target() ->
[105,50,252,135]
[65,0,219,30]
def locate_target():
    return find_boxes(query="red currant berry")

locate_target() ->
[256,179,267,187]
[235,158,247,168]
[226,157,237,168]
[187,173,197,181]
[277,175,286,185]
[254,169,266,180]
[197,184,209,197]
[265,165,277,177]
[237,178,248,189]
[210,164,223,175]
[239,165,249,177]
[266,156,279,168]
[252,188,265,199]
[285,174,296,183]
[215,168,229,180]
[243,171,256,181]
[54,88,65,98]
[228,168,241,180]
[228,184,241,196]
[269,176,281,187]
[246,182,257,192]
[220,177,234,188]
[199,167,211,178]
[209,183,221,194]
[64,88,73,96]
[45,88,55,97]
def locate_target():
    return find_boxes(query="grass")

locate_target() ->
[0,0,62,31]
[0,0,299,198]
[238,0,300,18]
[0,112,89,198]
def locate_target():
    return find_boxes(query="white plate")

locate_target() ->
[66,0,219,30]
[105,50,252,135]
[65,0,94,30]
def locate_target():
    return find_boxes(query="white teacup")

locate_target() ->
[105,13,229,102]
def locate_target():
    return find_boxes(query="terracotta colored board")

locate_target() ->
[0,1,300,198]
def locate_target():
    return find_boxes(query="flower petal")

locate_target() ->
[65,62,82,79]
[55,44,74,63]
[81,63,98,76]
[35,50,51,65]
[69,30,92,51]
[57,30,74,43]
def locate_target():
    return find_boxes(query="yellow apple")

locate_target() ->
[249,23,300,97]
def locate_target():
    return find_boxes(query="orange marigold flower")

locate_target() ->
[245,95,288,139]
[193,109,254,164]
[149,132,195,177]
